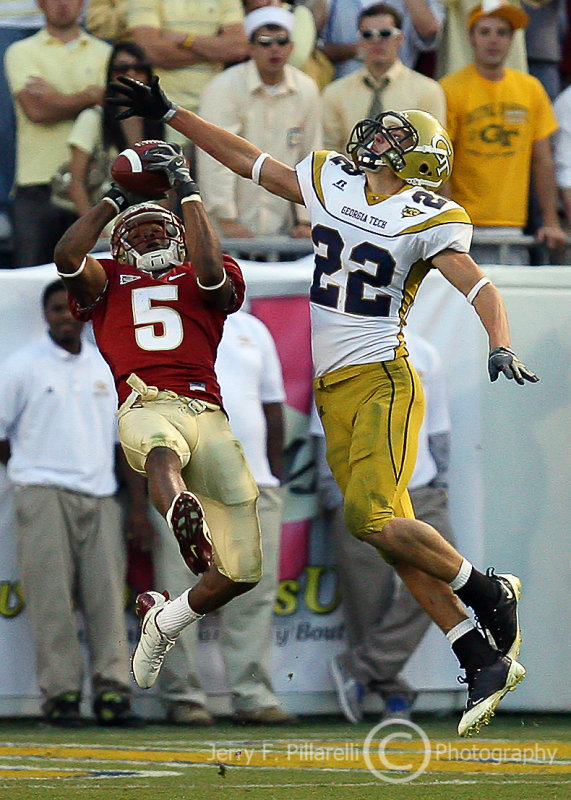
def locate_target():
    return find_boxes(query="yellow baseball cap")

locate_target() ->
[468,0,529,30]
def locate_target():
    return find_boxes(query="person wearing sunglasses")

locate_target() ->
[321,2,446,155]
[196,6,322,240]
[320,0,445,81]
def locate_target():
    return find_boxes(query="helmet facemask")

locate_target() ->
[110,203,187,273]
[346,111,419,173]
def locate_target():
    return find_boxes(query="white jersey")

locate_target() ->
[295,150,473,377]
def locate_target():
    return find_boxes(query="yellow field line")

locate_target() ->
[0,741,568,776]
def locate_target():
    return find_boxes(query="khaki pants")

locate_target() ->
[13,485,131,707]
[152,486,284,712]
[118,375,261,582]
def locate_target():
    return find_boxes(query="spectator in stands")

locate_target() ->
[66,42,165,218]
[440,0,567,263]
[244,1,334,88]
[554,85,571,227]
[436,0,528,78]
[321,2,446,154]
[524,0,564,101]
[320,0,445,80]
[86,0,129,42]
[0,280,145,728]
[197,6,321,239]
[126,0,248,158]
[243,1,316,69]
[4,0,110,267]
[153,309,297,726]
[0,1,42,243]
[314,331,456,722]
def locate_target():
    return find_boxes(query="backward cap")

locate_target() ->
[468,0,529,30]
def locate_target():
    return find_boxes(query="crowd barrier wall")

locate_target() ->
[0,257,569,716]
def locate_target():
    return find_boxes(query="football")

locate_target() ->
[111,139,171,198]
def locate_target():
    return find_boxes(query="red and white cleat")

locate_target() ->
[166,491,213,575]
[132,590,178,689]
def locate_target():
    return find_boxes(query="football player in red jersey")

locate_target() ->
[54,144,262,691]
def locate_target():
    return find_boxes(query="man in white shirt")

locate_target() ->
[152,309,297,725]
[314,331,456,721]
[197,6,322,239]
[0,279,143,728]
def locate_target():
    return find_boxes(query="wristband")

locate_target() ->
[57,256,87,279]
[162,104,178,122]
[466,277,490,305]
[177,178,201,200]
[102,195,122,214]
[196,270,227,291]
[251,152,270,185]
[182,33,195,49]
[181,194,202,203]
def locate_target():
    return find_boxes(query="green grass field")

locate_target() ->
[0,713,568,800]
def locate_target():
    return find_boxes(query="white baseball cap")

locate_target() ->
[243,7,295,39]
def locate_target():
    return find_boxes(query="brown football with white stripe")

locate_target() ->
[111,139,171,198]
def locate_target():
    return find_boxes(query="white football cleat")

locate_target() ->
[132,591,179,689]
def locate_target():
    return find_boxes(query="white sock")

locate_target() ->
[448,558,473,591]
[446,618,476,645]
[156,590,203,637]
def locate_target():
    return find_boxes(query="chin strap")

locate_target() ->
[134,243,184,273]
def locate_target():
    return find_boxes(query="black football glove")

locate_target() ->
[141,143,200,199]
[106,75,176,122]
[488,347,539,385]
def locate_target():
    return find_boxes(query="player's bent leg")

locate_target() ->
[187,564,258,615]
[145,446,188,514]
[392,562,467,633]
[362,517,463,582]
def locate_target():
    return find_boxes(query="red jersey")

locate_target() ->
[70,255,244,406]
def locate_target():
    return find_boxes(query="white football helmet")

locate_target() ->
[110,203,186,273]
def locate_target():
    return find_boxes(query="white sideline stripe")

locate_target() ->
[122,149,143,173]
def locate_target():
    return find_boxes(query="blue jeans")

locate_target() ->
[0,26,39,216]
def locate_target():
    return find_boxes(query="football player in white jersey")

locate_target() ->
[109,77,538,737]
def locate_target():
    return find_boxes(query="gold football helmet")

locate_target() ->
[346,109,453,190]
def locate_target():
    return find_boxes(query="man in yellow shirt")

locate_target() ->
[126,0,248,150]
[440,1,566,262]
[5,0,109,267]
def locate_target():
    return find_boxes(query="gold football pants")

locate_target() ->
[117,374,261,582]
[314,357,424,538]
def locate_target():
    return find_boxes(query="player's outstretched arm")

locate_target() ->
[107,75,304,205]
[433,249,539,385]
[54,185,130,308]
